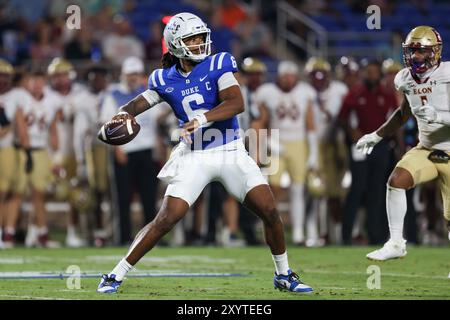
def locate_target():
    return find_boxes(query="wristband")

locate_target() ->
[194,113,208,126]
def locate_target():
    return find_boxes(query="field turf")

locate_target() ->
[0,246,448,300]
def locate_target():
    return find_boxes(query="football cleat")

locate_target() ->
[274,269,313,293]
[366,239,407,261]
[97,274,122,293]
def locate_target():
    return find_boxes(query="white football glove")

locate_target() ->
[355,132,382,155]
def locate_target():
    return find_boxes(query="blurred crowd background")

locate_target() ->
[0,0,449,249]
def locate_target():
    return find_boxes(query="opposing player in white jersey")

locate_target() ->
[97,12,313,294]
[304,57,348,246]
[0,59,18,248]
[357,26,450,260]
[7,71,60,247]
[255,61,319,245]
[47,58,87,247]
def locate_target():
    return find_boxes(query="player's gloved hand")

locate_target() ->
[414,104,439,124]
[25,148,33,174]
[355,131,382,155]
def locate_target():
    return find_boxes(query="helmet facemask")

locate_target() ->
[402,26,443,76]
[403,44,441,75]
[178,32,211,62]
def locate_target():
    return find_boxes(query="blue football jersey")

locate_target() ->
[148,52,240,150]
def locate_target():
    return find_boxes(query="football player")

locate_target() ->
[47,57,86,247]
[97,12,313,293]
[255,60,319,245]
[305,57,348,246]
[7,71,60,248]
[73,65,111,246]
[358,26,450,260]
[0,59,17,248]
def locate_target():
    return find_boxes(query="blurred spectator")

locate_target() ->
[235,8,273,59]
[101,15,144,67]
[64,22,101,61]
[30,20,63,66]
[209,10,239,55]
[338,60,397,245]
[90,6,115,44]
[335,56,360,89]
[7,0,49,24]
[217,0,247,30]
[100,56,159,245]
[145,20,164,61]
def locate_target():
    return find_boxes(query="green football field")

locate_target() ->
[0,246,448,300]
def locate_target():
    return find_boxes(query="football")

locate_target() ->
[98,114,140,145]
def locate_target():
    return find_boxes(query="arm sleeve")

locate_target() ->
[218,72,239,91]
[142,89,163,106]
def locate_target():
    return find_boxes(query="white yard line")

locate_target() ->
[86,255,237,264]
[0,294,71,300]
[304,269,449,280]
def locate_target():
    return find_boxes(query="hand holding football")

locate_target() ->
[98,113,140,145]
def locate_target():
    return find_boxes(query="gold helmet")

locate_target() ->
[402,26,442,75]
[0,59,14,75]
[382,58,403,74]
[304,57,331,74]
[241,57,267,73]
[305,57,331,91]
[47,58,75,77]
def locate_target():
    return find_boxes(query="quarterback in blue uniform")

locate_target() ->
[97,12,313,294]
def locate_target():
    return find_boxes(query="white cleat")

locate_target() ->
[366,239,407,261]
